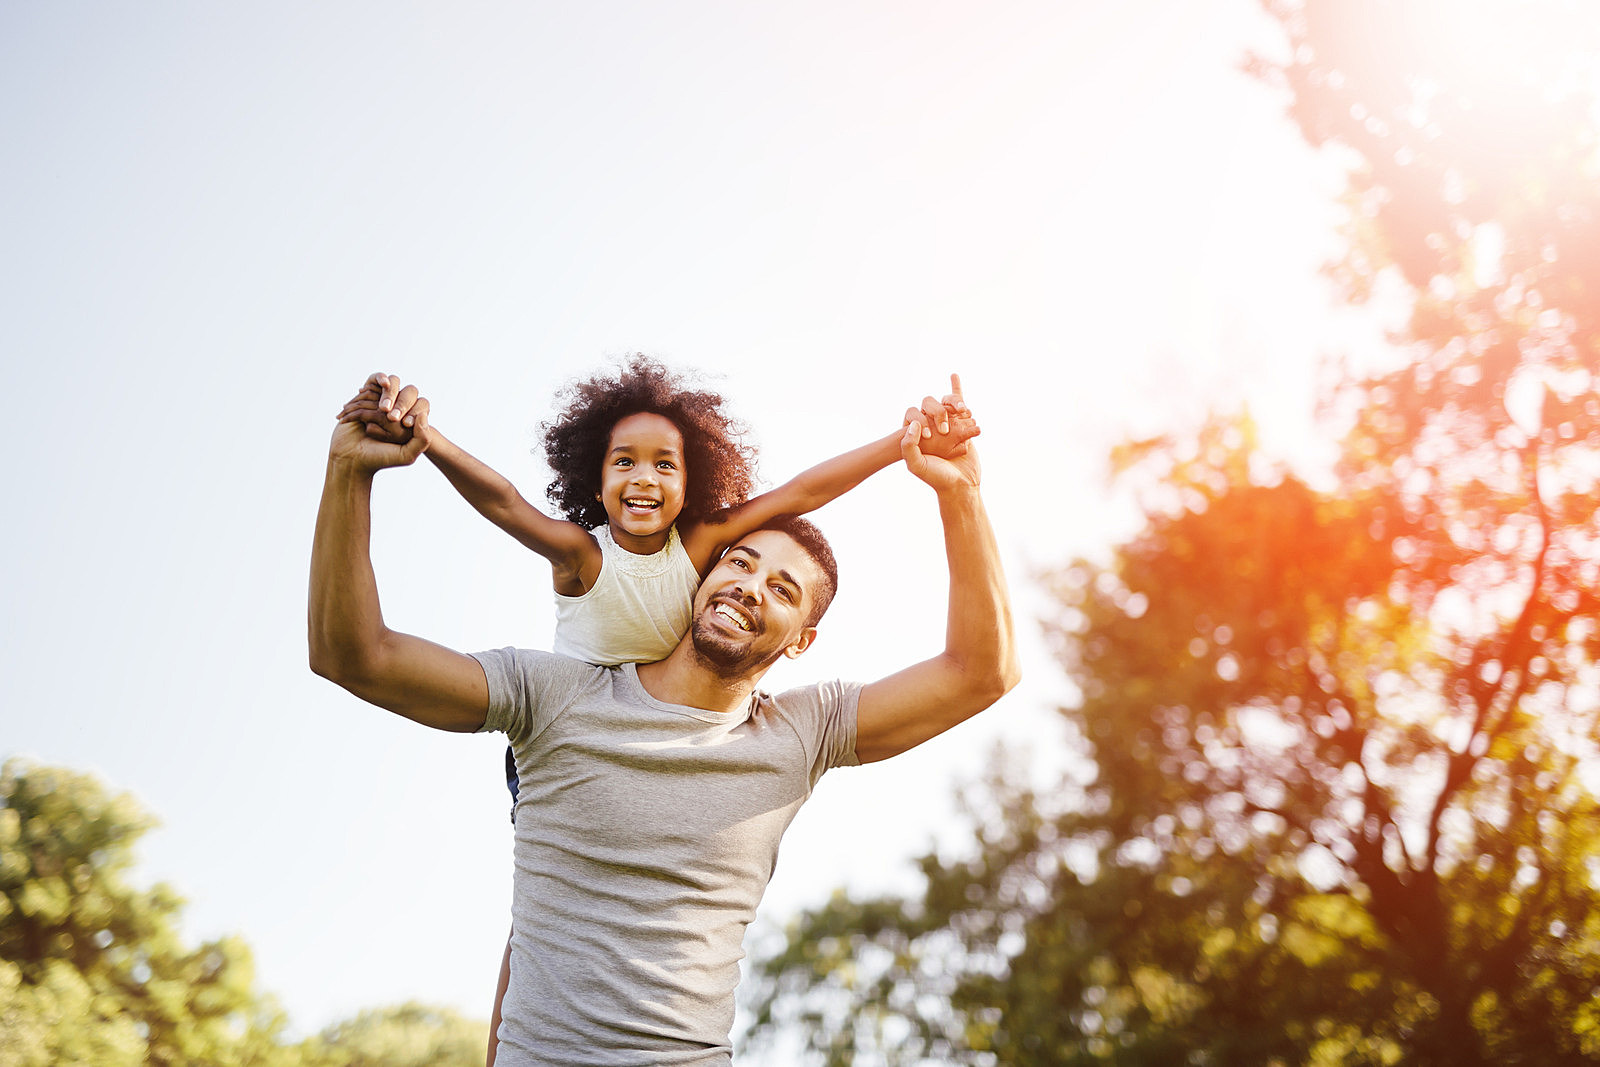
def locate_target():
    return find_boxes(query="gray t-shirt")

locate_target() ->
[472,648,861,1066]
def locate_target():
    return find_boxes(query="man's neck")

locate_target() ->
[635,644,765,716]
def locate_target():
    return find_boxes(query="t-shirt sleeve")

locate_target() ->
[772,678,862,784]
[470,647,595,746]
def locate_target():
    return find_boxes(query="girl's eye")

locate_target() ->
[615,457,633,467]
[657,461,676,472]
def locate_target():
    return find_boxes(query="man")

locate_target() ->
[308,377,1020,1066]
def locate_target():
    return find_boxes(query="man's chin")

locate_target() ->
[689,623,780,675]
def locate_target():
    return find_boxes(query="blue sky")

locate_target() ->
[1,0,1378,1044]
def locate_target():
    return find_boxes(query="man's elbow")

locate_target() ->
[308,636,375,692]
[956,652,1020,712]
[997,656,1022,700]
[978,658,1022,708]
[308,643,351,687]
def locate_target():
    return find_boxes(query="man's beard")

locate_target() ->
[688,610,785,676]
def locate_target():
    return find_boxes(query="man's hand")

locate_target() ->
[901,373,979,461]
[336,371,432,446]
[329,372,432,471]
[902,374,980,490]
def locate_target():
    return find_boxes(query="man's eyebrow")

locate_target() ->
[729,546,804,592]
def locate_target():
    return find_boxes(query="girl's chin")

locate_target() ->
[611,518,672,539]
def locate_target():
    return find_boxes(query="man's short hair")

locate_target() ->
[756,515,838,627]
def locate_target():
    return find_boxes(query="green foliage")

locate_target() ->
[318,1002,486,1067]
[0,758,486,1067]
[745,3,1600,1064]
[0,759,309,1066]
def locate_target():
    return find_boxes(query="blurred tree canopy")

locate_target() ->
[317,1002,486,1067]
[0,758,485,1067]
[744,2,1600,1064]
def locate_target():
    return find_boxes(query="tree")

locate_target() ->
[0,758,326,1066]
[0,758,492,1067]
[0,759,339,1067]
[744,2,1600,1063]
[318,1002,486,1067]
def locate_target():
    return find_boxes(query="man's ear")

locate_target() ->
[782,627,818,660]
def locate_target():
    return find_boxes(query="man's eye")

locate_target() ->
[775,586,794,602]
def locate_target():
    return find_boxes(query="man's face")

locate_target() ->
[688,530,824,675]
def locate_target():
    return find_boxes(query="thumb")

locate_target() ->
[400,409,432,463]
[900,418,926,470]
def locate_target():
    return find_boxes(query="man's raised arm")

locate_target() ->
[854,377,1021,763]
[308,379,490,732]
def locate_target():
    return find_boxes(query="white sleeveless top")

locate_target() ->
[551,524,702,665]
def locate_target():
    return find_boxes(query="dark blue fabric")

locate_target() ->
[505,744,520,823]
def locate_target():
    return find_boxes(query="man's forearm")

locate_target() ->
[307,456,386,684]
[938,483,1020,699]
[850,476,1020,763]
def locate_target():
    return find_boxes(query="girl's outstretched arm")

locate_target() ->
[339,372,600,594]
[680,375,978,574]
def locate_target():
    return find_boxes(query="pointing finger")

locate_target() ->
[943,372,969,415]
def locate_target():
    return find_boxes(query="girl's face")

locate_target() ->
[598,412,688,553]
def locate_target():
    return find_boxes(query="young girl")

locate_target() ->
[338,356,973,1063]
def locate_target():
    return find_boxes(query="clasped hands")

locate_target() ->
[333,371,981,484]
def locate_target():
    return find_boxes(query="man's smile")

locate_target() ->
[712,599,755,632]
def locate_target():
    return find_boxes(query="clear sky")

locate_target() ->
[2,0,1375,1044]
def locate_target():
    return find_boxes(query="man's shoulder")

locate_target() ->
[759,677,862,706]
[474,648,619,737]
[754,677,863,728]
[754,678,862,771]
[472,646,615,696]
[474,646,608,667]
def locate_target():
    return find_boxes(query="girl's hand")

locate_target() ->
[903,374,979,460]
[902,409,981,492]
[328,390,432,471]
[336,372,431,446]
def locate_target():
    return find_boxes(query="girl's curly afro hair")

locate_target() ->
[541,355,759,530]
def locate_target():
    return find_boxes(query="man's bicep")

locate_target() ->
[344,632,491,732]
[855,655,980,764]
